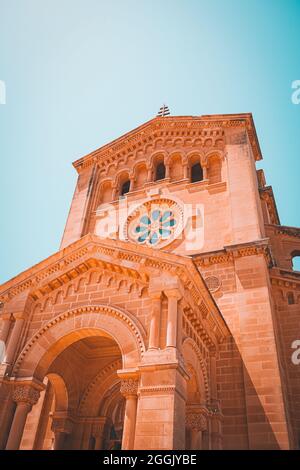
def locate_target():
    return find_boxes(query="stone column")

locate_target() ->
[183,163,188,180]
[176,304,183,353]
[120,378,138,450]
[165,289,182,349]
[202,426,210,449]
[4,313,25,365]
[112,183,118,201]
[202,164,208,181]
[146,165,152,183]
[210,400,223,450]
[210,354,217,402]
[165,163,170,179]
[6,385,40,450]
[148,291,162,350]
[51,414,73,450]
[92,418,107,450]
[129,175,134,192]
[186,412,207,450]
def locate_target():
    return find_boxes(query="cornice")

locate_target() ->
[259,186,280,225]
[270,267,300,289]
[72,114,262,173]
[0,234,229,340]
[193,239,273,268]
[266,223,300,239]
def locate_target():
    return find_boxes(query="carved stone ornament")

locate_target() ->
[120,378,139,396]
[12,385,40,406]
[186,412,207,431]
[92,423,106,438]
[51,417,73,435]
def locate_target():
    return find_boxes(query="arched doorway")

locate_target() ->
[33,336,124,449]
[7,305,145,450]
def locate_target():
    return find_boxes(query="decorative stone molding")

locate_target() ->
[78,359,122,415]
[124,197,184,250]
[271,275,300,290]
[1,236,229,355]
[73,114,261,173]
[194,239,273,268]
[120,378,139,397]
[13,305,146,375]
[186,412,207,431]
[182,337,210,401]
[259,187,280,225]
[204,276,221,293]
[12,385,40,406]
[92,418,107,438]
[266,223,300,240]
[51,416,73,434]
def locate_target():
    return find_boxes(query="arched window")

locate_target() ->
[191,163,203,183]
[155,162,166,181]
[120,180,130,196]
[292,255,300,272]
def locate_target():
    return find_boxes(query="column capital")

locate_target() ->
[92,419,107,438]
[148,289,162,300]
[164,287,182,300]
[186,412,207,432]
[51,414,73,434]
[12,312,26,321]
[12,385,40,406]
[120,378,139,397]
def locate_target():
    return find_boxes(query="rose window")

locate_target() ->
[125,199,183,249]
[135,209,176,245]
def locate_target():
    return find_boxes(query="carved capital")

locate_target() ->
[186,412,207,431]
[92,423,106,438]
[164,287,182,301]
[120,378,139,397]
[51,416,73,435]
[13,385,40,406]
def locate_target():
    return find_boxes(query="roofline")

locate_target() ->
[72,112,262,172]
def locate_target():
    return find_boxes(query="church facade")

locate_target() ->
[0,112,299,450]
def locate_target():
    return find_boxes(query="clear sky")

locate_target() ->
[0,0,300,283]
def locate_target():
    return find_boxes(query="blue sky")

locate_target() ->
[0,0,300,283]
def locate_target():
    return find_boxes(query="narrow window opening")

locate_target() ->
[191,163,203,183]
[155,162,166,181]
[120,180,130,196]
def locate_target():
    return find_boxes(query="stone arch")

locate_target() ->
[149,150,168,177]
[114,170,131,197]
[93,179,114,209]
[13,305,146,381]
[186,150,205,181]
[182,337,210,403]
[186,150,205,166]
[291,250,300,272]
[78,358,122,416]
[205,151,223,184]
[132,161,148,189]
[47,373,68,412]
[168,152,183,181]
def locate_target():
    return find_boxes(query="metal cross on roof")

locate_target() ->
[157,104,170,117]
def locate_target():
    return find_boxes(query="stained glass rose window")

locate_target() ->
[134,209,176,245]
[125,199,183,249]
